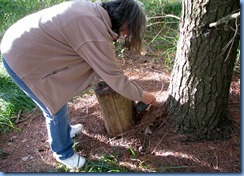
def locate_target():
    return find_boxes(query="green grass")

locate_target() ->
[142,0,181,71]
[0,64,36,133]
[0,0,65,36]
[54,152,133,172]
[55,148,189,172]
[83,155,128,172]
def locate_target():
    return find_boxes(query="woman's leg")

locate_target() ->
[2,57,74,160]
[44,105,74,160]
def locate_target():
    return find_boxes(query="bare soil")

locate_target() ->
[0,55,240,172]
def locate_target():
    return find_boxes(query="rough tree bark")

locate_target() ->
[166,0,240,136]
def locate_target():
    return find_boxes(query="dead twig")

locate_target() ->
[209,11,240,28]
[147,14,181,21]
[224,17,239,62]
[11,107,38,124]
[15,110,22,124]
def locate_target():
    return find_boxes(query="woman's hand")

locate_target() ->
[142,92,157,105]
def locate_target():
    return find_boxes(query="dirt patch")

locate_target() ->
[0,56,240,172]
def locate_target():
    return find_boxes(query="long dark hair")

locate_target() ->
[101,0,146,53]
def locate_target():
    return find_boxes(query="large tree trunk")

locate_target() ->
[166,0,240,136]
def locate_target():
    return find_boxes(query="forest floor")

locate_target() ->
[0,54,240,173]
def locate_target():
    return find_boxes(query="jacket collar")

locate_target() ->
[95,2,118,41]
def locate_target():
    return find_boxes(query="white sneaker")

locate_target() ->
[70,124,83,138]
[56,153,86,169]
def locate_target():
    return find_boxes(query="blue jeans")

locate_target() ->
[2,57,74,160]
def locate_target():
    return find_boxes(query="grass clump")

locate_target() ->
[83,155,127,172]
[55,153,131,172]
[0,64,36,133]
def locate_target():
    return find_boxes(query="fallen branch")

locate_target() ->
[147,14,181,21]
[11,107,37,124]
[209,11,240,28]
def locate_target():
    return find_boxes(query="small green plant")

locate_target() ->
[129,147,137,157]
[82,154,129,172]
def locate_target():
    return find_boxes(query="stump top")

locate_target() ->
[94,81,115,95]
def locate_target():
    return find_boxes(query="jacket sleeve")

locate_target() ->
[76,41,144,102]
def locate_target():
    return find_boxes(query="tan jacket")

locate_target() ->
[1,0,143,115]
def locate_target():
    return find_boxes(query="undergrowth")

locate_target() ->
[142,0,181,71]
[0,64,36,133]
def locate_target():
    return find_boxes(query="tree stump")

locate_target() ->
[94,81,136,136]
